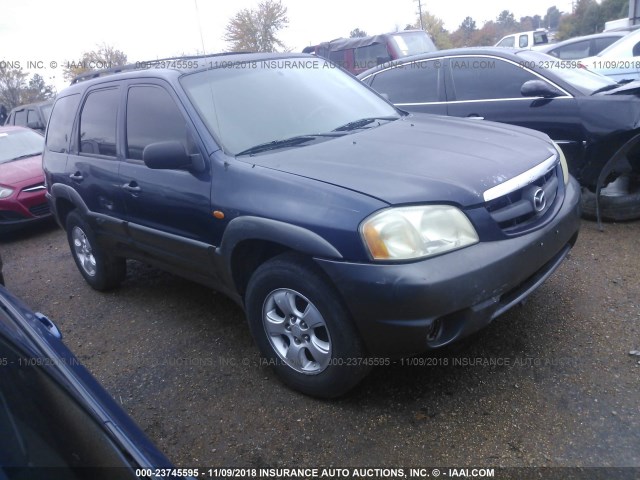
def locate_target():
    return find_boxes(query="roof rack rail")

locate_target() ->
[70,52,253,85]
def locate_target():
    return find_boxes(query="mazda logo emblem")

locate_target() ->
[532,188,546,213]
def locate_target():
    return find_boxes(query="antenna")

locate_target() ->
[193,0,207,55]
[416,0,424,30]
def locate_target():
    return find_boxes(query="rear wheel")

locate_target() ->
[245,253,371,398]
[66,211,126,291]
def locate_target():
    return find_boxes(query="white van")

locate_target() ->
[495,29,550,49]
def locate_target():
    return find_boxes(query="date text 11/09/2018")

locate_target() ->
[135,467,497,478]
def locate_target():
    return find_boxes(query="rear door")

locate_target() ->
[65,84,128,248]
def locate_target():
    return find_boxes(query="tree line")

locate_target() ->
[416,0,629,49]
[0,0,631,113]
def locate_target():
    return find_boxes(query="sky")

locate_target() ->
[1,0,576,92]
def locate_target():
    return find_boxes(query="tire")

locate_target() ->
[245,253,371,398]
[65,211,126,291]
[581,187,640,222]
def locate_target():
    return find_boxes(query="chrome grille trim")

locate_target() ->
[22,184,46,193]
[483,153,558,202]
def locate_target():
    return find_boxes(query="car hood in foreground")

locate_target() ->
[0,154,44,186]
[241,114,557,206]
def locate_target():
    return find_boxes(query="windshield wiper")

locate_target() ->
[332,116,398,132]
[236,134,337,157]
[591,83,622,95]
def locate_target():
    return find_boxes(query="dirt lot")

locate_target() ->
[1,218,639,471]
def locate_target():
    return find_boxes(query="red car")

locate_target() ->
[0,126,49,233]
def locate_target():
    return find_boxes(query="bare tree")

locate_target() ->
[224,0,289,52]
[63,44,128,81]
[349,28,368,38]
[22,74,56,104]
[0,65,28,110]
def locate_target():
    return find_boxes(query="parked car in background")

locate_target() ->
[579,28,640,82]
[0,285,185,477]
[540,31,628,60]
[495,29,550,49]
[4,100,53,133]
[0,126,50,232]
[359,48,640,221]
[303,30,437,75]
[43,53,580,397]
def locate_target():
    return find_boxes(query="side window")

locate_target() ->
[354,43,390,71]
[449,58,539,101]
[46,94,81,153]
[27,109,39,126]
[79,88,119,157]
[553,40,591,60]
[14,110,27,126]
[370,60,441,104]
[497,36,515,48]
[329,50,347,69]
[519,35,529,48]
[126,86,191,161]
[533,32,548,45]
[593,37,619,54]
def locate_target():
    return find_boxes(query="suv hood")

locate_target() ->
[241,115,556,206]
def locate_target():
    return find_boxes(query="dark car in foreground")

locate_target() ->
[0,126,50,232]
[4,100,53,133]
[0,286,181,477]
[44,53,580,397]
[359,48,640,221]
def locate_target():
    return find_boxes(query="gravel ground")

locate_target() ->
[1,218,639,471]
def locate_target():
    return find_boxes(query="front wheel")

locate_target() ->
[65,211,126,291]
[245,254,371,398]
[581,174,640,222]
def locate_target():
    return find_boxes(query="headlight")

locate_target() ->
[0,186,14,199]
[552,142,569,186]
[361,205,479,261]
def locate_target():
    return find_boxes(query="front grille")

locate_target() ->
[29,203,50,217]
[486,164,560,233]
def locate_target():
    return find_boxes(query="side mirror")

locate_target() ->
[143,141,192,170]
[521,79,562,98]
[27,121,45,131]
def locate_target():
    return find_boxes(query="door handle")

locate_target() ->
[467,115,484,120]
[122,182,142,193]
[69,172,84,182]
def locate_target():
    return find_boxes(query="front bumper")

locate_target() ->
[315,177,582,356]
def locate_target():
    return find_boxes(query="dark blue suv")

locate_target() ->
[43,53,581,397]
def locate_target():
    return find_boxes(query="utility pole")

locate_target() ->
[416,0,424,30]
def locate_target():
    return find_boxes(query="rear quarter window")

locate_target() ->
[14,110,27,126]
[46,94,81,154]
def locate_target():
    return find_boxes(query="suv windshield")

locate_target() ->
[517,50,617,94]
[390,31,437,57]
[0,129,44,163]
[180,57,399,155]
